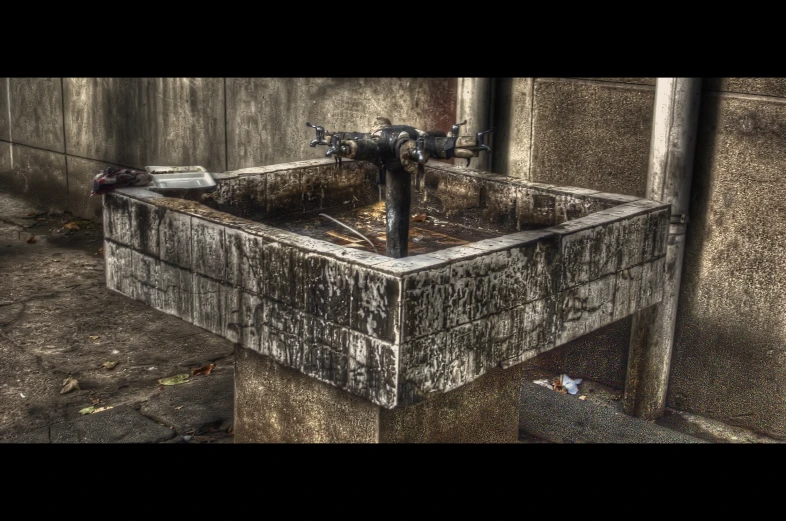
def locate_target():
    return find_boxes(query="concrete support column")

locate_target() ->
[623,78,703,420]
[455,78,494,171]
[233,346,524,443]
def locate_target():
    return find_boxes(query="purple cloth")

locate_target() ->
[91,167,151,195]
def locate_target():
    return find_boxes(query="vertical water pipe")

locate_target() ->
[456,78,494,172]
[623,78,703,419]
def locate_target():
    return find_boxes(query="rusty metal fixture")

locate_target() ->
[306,118,494,258]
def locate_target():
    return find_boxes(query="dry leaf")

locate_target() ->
[175,405,184,410]
[63,222,80,230]
[26,236,36,244]
[79,405,113,415]
[326,230,362,243]
[158,374,190,386]
[101,361,118,370]
[579,395,587,401]
[412,212,427,222]
[89,335,100,340]
[61,376,80,394]
[191,363,215,377]
[36,217,46,221]
[97,247,104,256]
[73,220,98,230]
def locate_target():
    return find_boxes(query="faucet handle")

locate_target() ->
[450,120,468,137]
[475,127,495,153]
[326,134,346,167]
[414,136,429,190]
[306,122,329,147]
[415,136,426,164]
[326,134,342,156]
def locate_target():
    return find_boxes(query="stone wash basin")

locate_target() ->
[103,158,669,409]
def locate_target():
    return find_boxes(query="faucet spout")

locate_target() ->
[305,117,494,257]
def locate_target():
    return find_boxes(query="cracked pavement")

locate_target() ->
[0,185,235,444]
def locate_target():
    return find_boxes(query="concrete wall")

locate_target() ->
[226,78,457,169]
[669,82,786,437]
[0,77,457,221]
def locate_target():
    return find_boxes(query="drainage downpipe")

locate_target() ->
[623,78,703,420]
[456,78,494,172]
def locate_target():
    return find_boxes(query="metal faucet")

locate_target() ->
[306,117,494,258]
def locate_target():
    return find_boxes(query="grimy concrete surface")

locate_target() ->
[8,78,65,153]
[63,78,227,174]
[529,78,654,198]
[0,79,9,142]
[225,78,457,170]
[0,141,9,175]
[705,78,786,97]
[667,92,786,438]
[235,347,525,443]
[492,78,533,179]
[4,144,68,213]
[0,184,235,443]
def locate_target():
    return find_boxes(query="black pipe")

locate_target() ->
[384,158,410,258]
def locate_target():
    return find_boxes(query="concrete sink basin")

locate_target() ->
[103,158,669,415]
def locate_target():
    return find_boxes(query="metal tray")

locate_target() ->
[145,166,216,189]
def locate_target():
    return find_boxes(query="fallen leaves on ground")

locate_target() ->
[101,361,118,370]
[79,405,114,415]
[191,363,215,376]
[61,376,80,394]
[89,335,100,340]
[412,212,427,222]
[158,374,190,386]
[72,220,99,230]
[26,236,36,244]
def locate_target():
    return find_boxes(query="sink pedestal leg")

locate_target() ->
[233,346,524,443]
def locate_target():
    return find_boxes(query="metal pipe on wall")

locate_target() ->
[456,78,494,172]
[623,78,703,420]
